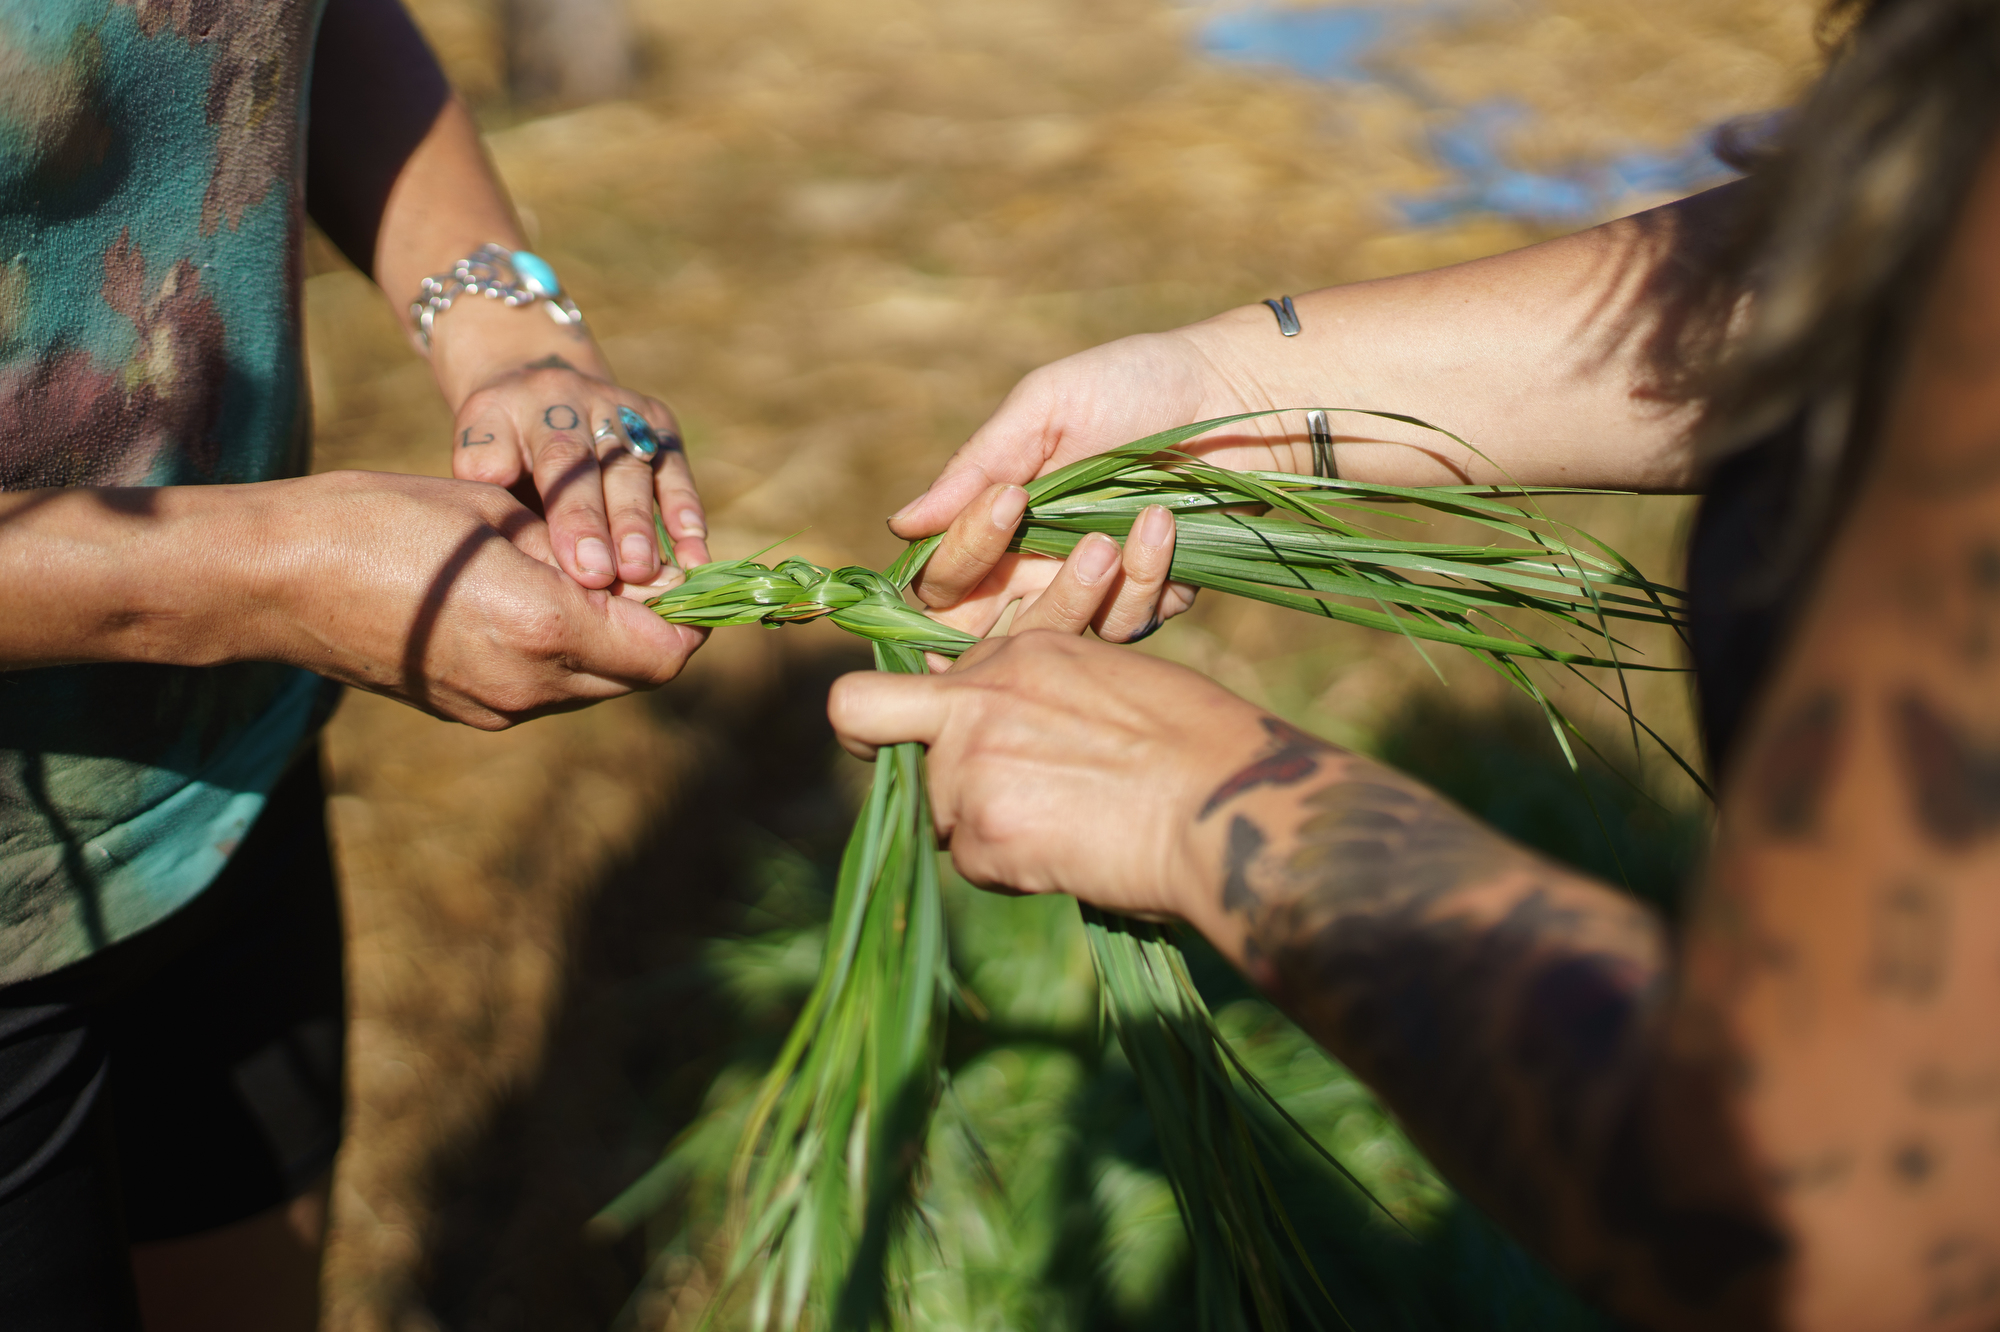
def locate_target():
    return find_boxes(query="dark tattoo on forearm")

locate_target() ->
[1218,772,1782,1316]
[526,354,576,372]
[1222,816,1265,912]
[1752,691,1846,837]
[1870,878,1949,1002]
[1890,692,2000,847]
[459,429,495,449]
[543,403,581,431]
[1199,717,1333,818]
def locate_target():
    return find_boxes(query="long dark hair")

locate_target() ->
[1700,0,2000,574]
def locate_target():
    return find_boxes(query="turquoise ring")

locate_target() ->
[617,406,665,462]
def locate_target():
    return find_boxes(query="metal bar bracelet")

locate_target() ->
[1262,294,1302,336]
[1307,409,1337,479]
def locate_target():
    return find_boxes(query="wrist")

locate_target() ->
[156,478,321,670]
[1160,700,1293,942]
[1180,301,1314,407]
[425,295,613,410]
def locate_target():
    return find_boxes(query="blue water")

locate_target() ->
[1403,100,1731,224]
[1195,6,1735,223]
[1198,7,1387,82]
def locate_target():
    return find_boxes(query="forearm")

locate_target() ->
[0,485,279,670]
[1182,720,1783,1324]
[307,0,611,408]
[1185,183,1746,491]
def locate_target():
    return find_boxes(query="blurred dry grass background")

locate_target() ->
[310,1,1822,1327]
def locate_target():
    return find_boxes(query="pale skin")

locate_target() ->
[896,182,1740,638]
[3,0,709,1325]
[833,149,2000,1327]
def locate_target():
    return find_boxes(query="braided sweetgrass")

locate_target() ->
[624,412,1691,1331]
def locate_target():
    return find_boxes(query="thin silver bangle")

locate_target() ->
[1307,409,1337,479]
[1263,295,1301,336]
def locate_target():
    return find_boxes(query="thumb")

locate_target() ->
[828,669,955,760]
[888,392,1061,539]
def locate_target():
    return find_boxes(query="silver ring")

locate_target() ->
[593,420,620,444]
[617,406,665,462]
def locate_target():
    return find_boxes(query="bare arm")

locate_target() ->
[895,183,1744,634]
[306,0,710,585]
[0,475,703,728]
[828,140,2000,1330]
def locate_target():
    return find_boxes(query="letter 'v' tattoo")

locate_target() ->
[1200,717,1335,819]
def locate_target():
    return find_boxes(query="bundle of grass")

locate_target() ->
[616,412,1690,1330]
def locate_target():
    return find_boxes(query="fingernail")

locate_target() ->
[890,494,924,522]
[678,509,707,538]
[1136,504,1173,549]
[991,486,1029,530]
[621,534,655,568]
[1076,533,1119,584]
[577,537,614,576]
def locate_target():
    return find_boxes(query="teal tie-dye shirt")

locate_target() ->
[0,0,336,982]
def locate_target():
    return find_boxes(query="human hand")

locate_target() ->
[828,630,1269,927]
[245,471,704,728]
[889,325,1303,627]
[446,351,710,589]
[920,490,1185,644]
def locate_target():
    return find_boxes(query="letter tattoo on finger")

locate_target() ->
[459,429,496,449]
[543,404,581,432]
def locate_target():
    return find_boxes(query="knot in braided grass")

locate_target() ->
[646,556,979,658]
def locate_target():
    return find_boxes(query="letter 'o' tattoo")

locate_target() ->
[543,404,581,432]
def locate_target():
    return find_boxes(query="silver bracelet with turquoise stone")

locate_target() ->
[411,243,585,350]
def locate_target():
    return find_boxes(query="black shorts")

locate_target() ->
[0,752,345,1330]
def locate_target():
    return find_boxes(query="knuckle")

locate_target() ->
[507,600,571,660]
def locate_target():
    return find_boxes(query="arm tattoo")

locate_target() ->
[459,429,495,449]
[1891,1139,1939,1188]
[1219,765,1783,1318]
[543,403,581,431]
[1909,1062,2000,1108]
[1200,717,1330,818]
[1752,691,1846,838]
[1221,815,1265,912]
[1870,878,1948,1003]
[1890,692,2000,847]
[1767,1149,1853,1194]
[1925,1236,2000,1321]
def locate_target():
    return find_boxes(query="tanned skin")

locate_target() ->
[830,134,2000,1332]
